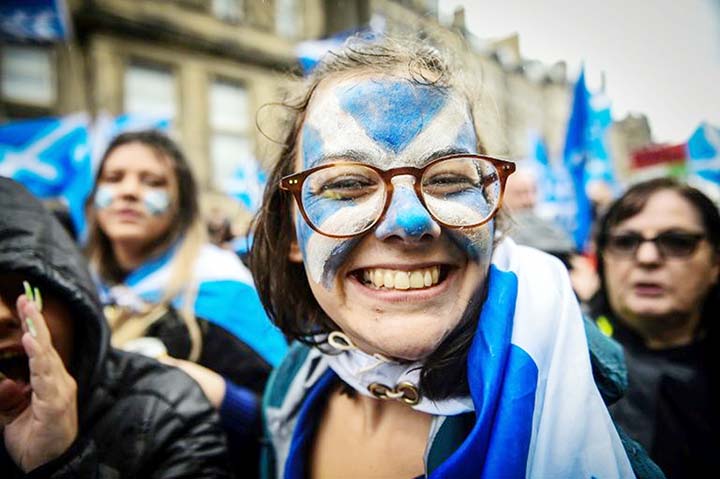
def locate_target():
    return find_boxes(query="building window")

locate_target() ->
[209,79,253,189]
[276,0,303,38]
[124,62,176,121]
[212,0,243,23]
[1,45,56,106]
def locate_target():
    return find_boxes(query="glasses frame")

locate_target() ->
[280,153,516,239]
[604,231,707,259]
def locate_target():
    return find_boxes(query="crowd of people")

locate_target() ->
[1,32,717,479]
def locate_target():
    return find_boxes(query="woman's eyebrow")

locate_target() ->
[311,149,377,166]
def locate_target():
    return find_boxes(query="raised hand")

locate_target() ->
[3,284,78,473]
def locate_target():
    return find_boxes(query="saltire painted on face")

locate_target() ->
[339,81,449,154]
[374,182,440,239]
[92,184,171,216]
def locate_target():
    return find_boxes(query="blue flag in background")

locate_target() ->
[0,0,70,42]
[586,92,616,187]
[0,112,171,239]
[0,114,91,235]
[687,122,720,185]
[563,67,593,252]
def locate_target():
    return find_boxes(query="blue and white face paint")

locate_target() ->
[94,185,171,216]
[298,75,493,289]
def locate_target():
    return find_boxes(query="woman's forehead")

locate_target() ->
[301,74,477,169]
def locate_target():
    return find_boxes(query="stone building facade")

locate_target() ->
[0,0,646,224]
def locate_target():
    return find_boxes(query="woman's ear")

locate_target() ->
[288,240,303,263]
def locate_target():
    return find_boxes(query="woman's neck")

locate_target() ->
[111,240,151,273]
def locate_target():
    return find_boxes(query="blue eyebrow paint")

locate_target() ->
[339,81,448,154]
[454,120,478,153]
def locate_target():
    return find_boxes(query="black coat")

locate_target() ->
[0,178,231,478]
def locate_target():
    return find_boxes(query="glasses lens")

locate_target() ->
[656,232,703,257]
[301,164,385,236]
[607,233,641,255]
[421,156,500,227]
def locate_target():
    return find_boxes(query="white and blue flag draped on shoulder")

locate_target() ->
[433,239,633,477]
[0,0,71,42]
[96,244,287,367]
[277,238,634,478]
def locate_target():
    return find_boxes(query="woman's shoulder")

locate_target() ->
[194,243,254,285]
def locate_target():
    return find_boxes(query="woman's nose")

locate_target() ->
[635,239,663,265]
[116,175,141,198]
[374,179,441,242]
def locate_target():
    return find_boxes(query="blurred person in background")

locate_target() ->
[0,178,231,477]
[592,177,720,478]
[84,130,287,475]
[503,164,600,303]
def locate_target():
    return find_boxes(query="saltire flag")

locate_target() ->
[95,243,288,367]
[270,238,635,478]
[687,122,720,185]
[0,0,71,42]
[563,67,594,252]
[218,158,267,213]
[0,113,91,236]
[0,112,171,239]
[586,91,616,187]
[530,135,578,244]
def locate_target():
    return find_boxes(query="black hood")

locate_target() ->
[0,177,109,405]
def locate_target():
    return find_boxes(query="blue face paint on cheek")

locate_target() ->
[339,81,448,154]
[94,186,115,210]
[446,221,494,262]
[143,189,170,216]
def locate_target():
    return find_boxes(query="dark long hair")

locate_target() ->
[85,130,200,283]
[249,33,507,400]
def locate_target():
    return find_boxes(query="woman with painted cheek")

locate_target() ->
[250,35,659,479]
[85,130,287,476]
[591,178,720,478]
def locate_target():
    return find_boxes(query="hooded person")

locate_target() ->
[0,177,232,478]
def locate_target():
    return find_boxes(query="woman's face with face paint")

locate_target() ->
[290,74,494,361]
[95,142,176,249]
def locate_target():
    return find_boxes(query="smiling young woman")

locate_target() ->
[248,34,662,479]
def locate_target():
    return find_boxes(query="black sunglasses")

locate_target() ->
[605,231,706,258]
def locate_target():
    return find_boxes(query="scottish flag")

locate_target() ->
[563,67,594,252]
[269,238,634,478]
[0,113,91,235]
[96,243,287,366]
[586,91,616,188]
[0,0,70,41]
[219,158,267,213]
[687,122,720,185]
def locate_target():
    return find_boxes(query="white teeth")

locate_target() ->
[361,266,442,290]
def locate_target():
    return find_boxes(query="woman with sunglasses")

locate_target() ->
[593,177,720,478]
[245,34,663,478]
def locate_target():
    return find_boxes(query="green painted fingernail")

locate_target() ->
[26,317,37,338]
[23,281,33,301]
[34,287,42,312]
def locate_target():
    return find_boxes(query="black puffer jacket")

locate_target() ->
[0,178,231,478]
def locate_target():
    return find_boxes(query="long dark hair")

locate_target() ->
[85,130,200,283]
[249,33,507,400]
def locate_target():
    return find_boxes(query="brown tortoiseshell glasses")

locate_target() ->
[280,153,516,239]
